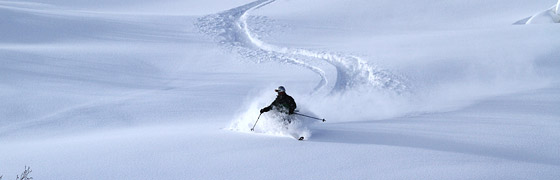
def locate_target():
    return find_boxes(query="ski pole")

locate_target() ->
[294,113,326,122]
[250,113,263,131]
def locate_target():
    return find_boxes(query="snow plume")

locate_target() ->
[229,89,312,139]
[301,47,551,122]
[303,78,548,123]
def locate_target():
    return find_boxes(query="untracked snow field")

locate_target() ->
[1,0,560,179]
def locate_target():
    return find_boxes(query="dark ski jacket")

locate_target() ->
[262,93,297,114]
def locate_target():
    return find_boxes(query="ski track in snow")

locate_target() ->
[196,0,408,95]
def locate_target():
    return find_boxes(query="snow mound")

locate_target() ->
[520,2,560,24]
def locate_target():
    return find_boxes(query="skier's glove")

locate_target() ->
[261,107,271,113]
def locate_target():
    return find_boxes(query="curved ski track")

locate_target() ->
[196,0,408,94]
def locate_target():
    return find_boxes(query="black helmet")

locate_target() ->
[275,86,286,92]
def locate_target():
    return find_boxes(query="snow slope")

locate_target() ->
[1,0,559,179]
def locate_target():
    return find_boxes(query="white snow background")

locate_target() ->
[1,0,559,179]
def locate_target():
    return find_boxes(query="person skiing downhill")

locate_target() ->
[256,86,306,141]
[260,86,297,123]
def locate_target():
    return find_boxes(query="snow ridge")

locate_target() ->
[196,0,408,94]
[521,1,560,24]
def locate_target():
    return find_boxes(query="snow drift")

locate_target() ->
[1,0,559,179]
[518,0,560,24]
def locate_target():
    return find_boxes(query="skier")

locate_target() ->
[257,86,306,141]
[260,86,297,123]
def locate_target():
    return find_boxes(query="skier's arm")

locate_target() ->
[260,106,271,113]
[261,98,279,113]
[289,97,297,114]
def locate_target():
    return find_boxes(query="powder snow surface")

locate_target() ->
[1,0,559,179]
